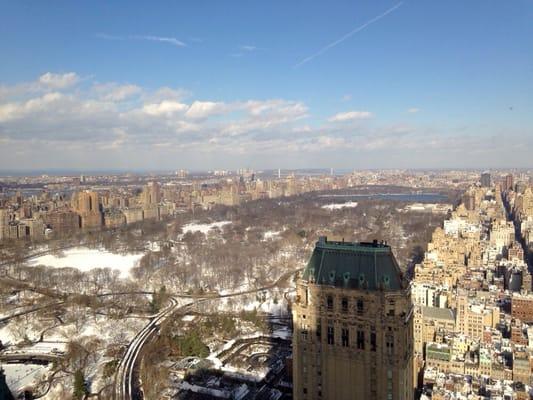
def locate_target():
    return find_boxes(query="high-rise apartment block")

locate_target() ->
[292,237,414,400]
[480,172,491,188]
[504,174,514,192]
[72,190,103,229]
[142,182,161,208]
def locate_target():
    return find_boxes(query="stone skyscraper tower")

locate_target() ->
[292,237,414,400]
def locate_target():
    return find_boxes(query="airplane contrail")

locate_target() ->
[294,2,404,68]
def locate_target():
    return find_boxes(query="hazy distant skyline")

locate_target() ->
[1,1,532,170]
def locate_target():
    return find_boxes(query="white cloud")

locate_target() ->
[0,72,529,170]
[185,101,226,119]
[94,83,142,101]
[328,110,373,122]
[147,87,190,102]
[142,100,188,116]
[0,72,80,99]
[407,107,420,113]
[244,99,308,118]
[0,92,65,122]
[241,45,257,51]
[38,72,79,89]
[133,35,186,47]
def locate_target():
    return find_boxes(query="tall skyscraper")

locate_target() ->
[292,237,414,400]
[480,171,491,188]
[0,209,8,240]
[504,174,514,191]
[142,182,161,207]
[72,190,102,229]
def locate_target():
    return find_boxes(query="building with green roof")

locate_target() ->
[292,237,414,400]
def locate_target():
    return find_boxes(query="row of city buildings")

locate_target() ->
[413,175,533,399]
[290,172,533,400]
[0,174,352,241]
[3,169,526,243]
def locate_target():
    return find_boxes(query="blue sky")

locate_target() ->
[0,0,532,170]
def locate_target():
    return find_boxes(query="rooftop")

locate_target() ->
[301,236,405,291]
[421,306,455,322]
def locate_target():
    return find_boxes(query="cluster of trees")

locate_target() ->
[0,185,454,399]
[174,331,210,358]
[128,193,446,295]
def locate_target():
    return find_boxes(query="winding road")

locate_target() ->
[113,268,301,400]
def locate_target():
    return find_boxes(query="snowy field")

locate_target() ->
[3,363,49,395]
[321,201,358,210]
[27,247,144,278]
[181,221,231,235]
[263,230,281,240]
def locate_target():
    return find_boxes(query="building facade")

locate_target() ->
[292,237,414,400]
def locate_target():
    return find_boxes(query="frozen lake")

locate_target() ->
[28,247,144,279]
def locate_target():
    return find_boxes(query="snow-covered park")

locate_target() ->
[181,221,231,235]
[3,363,49,395]
[27,247,144,279]
[321,201,358,210]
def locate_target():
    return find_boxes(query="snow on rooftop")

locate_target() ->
[272,326,291,340]
[27,247,144,279]
[321,201,358,210]
[179,381,230,398]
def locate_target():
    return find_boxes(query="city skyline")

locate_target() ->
[1,1,532,170]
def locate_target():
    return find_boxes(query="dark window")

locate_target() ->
[357,299,364,314]
[357,330,365,350]
[303,388,307,394]
[386,335,394,355]
[387,301,395,316]
[371,332,377,352]
[341,328,349,347]
[327,326,334,345]
[327,295,334,311]
[341,297,348,312]
[316,323,321,339]
[301,329,308,341]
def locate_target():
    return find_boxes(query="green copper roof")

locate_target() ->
[302,237,405,291]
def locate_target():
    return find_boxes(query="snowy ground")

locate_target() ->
[181,221,231,235]
[321,201,358,210]
[0,323,18,346]
[263,230,281,240]
[2,363,49,395]
[2,341,66,356]
[27,247,144,279]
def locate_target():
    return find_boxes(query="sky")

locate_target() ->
[0,0,532,171]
